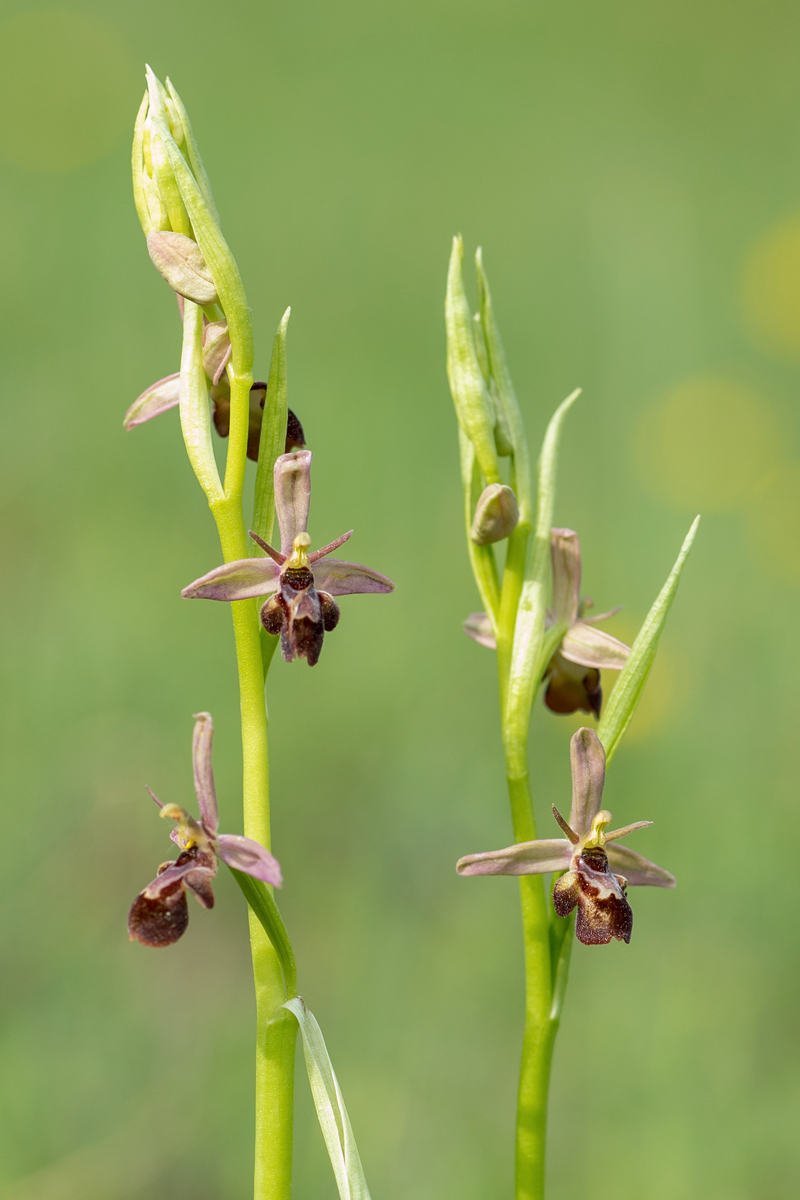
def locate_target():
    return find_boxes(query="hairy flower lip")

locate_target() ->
[129,713,282,948]
[455,728,674,945]
[180,451,394,666]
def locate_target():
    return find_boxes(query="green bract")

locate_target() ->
[284,999,372,1200]
[598,515,700,763]
[446,236,501,485]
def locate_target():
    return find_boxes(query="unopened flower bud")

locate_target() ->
[147,230,219,305]
[202,320,232,385]
[470,484,519,545]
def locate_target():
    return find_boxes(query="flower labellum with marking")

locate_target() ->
[128,713,282,948]
[181,451,394,666]
[456,727,674,945]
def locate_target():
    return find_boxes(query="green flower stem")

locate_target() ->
[207,491,297,1200]
[498,645,553,1200]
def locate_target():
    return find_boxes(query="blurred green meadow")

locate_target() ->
[0,1,799,1197]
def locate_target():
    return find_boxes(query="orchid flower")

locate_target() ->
[464,527,630,717]
[181,450,394,666]
[456,727,674,945]
[123,312,304,462]
[128,712,282,947]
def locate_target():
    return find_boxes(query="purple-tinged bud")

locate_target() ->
[146,230,218,305]
[202,319,232,386]
[470,484,519,545]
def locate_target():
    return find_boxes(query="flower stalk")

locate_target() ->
[447,242,697,1200]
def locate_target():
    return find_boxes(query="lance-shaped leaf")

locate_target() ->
[597,516,700,764]
[124,373,180,430]
[179,300,224,503]
[459,428,501,626]
[231,869,297,996]
[132,92,153,235]
[147,230,218,305]
[446,236,501,484]
[252,307,291,548]
[505,390,581,736]
[475,248,532,520]
[470,483,519,545]
[457,839,571,877]
[284,998,372,1200]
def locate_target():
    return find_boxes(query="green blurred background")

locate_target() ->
[0,1,798,1197]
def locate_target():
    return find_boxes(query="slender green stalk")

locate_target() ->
[209,487,297,1200]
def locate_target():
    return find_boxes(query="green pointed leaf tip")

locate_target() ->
[178,300,224,503]
[284,998,372,1200]
[230,867,297,997]
[474,248,529,499]
[445,236,501,484]
[597,516,700,763]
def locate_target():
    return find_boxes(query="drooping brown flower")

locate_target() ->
[129,713,282,948]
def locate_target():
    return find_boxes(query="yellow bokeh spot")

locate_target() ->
[0,9,138,171]
[741,216,800,360]
[632,376,782,512]
[746,461,800,583]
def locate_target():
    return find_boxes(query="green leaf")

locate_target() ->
[459,427,500,626]
[252,308,291,547]
[475,248,531,522]
[598,516,700,764]
[445,237,501,485]
[504,389,580,736]
[131,91,152,235]
[284,998,372,1200]
[229,868,297,998]
[178,300,224,503]
[165,77,221,226]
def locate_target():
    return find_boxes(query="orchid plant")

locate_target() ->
[446,235,698,1199]
[126,67,390,1200]
[124,64,699,1200]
